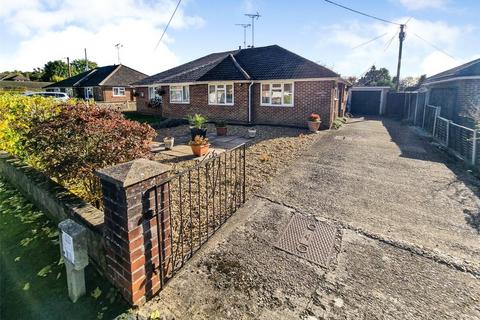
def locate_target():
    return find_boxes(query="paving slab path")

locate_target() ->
[130,118,480,320]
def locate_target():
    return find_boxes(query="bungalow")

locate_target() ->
[1,74,30,81]
[134,45,348,128]
[422,58,480,128]
[44,64,148,103]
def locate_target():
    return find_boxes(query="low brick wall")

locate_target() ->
[0,152,106,272]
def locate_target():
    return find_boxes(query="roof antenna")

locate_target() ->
[115,43,123,65]
[244,12,261,48]
[235,24,251,49]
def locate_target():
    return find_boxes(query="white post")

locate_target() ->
[472,129,477,165]
[446,120,451,147]
[433,107,439,137]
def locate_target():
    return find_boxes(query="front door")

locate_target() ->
[84,87,94,100]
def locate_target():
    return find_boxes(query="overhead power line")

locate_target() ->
[383,31,398,52]
[154,0,182,51]
[324,0,400,25]
[351,32,388,50]
[412,32,457,60]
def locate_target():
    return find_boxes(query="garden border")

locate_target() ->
[0,151,107,272]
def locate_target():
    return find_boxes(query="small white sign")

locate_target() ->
[62,232,75,264]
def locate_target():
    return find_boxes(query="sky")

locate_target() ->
[1,0,479,79]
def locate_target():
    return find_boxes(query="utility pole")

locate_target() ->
[245,12,261,47]
[115,43,123,64]
[66,57,71,77]
[395,24,406,91]
[84,48,89,72]
[235,24,251,48]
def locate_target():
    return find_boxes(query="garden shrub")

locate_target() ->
[25,103,156,207]
[0,93,61,159]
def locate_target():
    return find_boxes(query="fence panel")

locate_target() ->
[447,123,474,162]
[424,105,439,135]
[414,92,426,126]
[434,117,449,145]
[149,144,246,285]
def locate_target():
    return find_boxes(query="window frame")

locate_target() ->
[208,83,234,106]
[112,87,126,97]
[84,87,94,99]
[260,82,294,107]
[149,86,160,99]
[169,85,190,104]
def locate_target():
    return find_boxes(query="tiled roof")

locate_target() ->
[425,58,480,83]
[45,65,148,88]
[135,45,339,85]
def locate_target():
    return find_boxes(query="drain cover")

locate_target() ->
[275,214,337,268]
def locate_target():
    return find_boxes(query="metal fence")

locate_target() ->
[147,144,246,288]
[403,91,478,166]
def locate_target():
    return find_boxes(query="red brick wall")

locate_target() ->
[252,80,336,128]
[102,86,134,102]
[162,83,249,122]
[135,80,337,127]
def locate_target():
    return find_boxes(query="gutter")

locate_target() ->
[248,81,254,123]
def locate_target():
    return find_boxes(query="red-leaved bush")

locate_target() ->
[25,103,156,206]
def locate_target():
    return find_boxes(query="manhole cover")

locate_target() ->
[275,214,337,268]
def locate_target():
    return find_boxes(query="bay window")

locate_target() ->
[260,82,294,106]
[208,84,234,105]
[170,85,189,103]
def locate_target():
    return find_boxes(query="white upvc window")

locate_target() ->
[149,86,161,99]
[260,82,294,106]
[52,87,60,92]
[84,87,94,99]
[170,85,190,103]
[113,87,125,96]
[208,83,234,105]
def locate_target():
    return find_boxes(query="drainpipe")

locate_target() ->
[248,81,254,123]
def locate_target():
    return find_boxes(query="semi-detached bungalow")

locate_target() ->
[134,45,348,128]
[44,64,147,103]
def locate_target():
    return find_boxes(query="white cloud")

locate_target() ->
[0,0,205,73]
[398,0,449,10]
[314,17,473,78]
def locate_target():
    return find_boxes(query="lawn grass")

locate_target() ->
[0,178,129,320]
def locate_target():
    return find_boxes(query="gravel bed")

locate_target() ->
[153,124,321,198]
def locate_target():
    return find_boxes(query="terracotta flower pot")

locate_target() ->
[216,126,227,136]
[307,121,321,132]
[191,144,210,157]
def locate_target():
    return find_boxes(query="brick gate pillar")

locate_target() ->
[96,159,171,306]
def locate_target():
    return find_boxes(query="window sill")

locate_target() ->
[260,104,294,108]
[170,101,190,104]
[208,103,235,106]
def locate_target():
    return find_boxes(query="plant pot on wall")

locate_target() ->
[248,128,257,138]
[191,144,210,157]
[215,121,227,136]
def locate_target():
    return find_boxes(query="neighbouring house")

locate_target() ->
[134,45,349,128]
[44,64,148,104]
[422,58,480,128]
[1,74,30,81]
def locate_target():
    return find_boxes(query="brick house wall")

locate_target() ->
[135,80,338,127]
[102,86,135,102]
[425,79,480,128]
[162,83,249,122]
[252,80,336,128]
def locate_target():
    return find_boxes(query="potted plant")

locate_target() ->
[163,136,174,149]
[189,135,210,157]
[188,114,207,140]
[248,127,257,138]
[307,113,321,132]
[215,121,227,136]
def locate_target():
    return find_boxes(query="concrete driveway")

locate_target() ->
[131,118,480,320]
